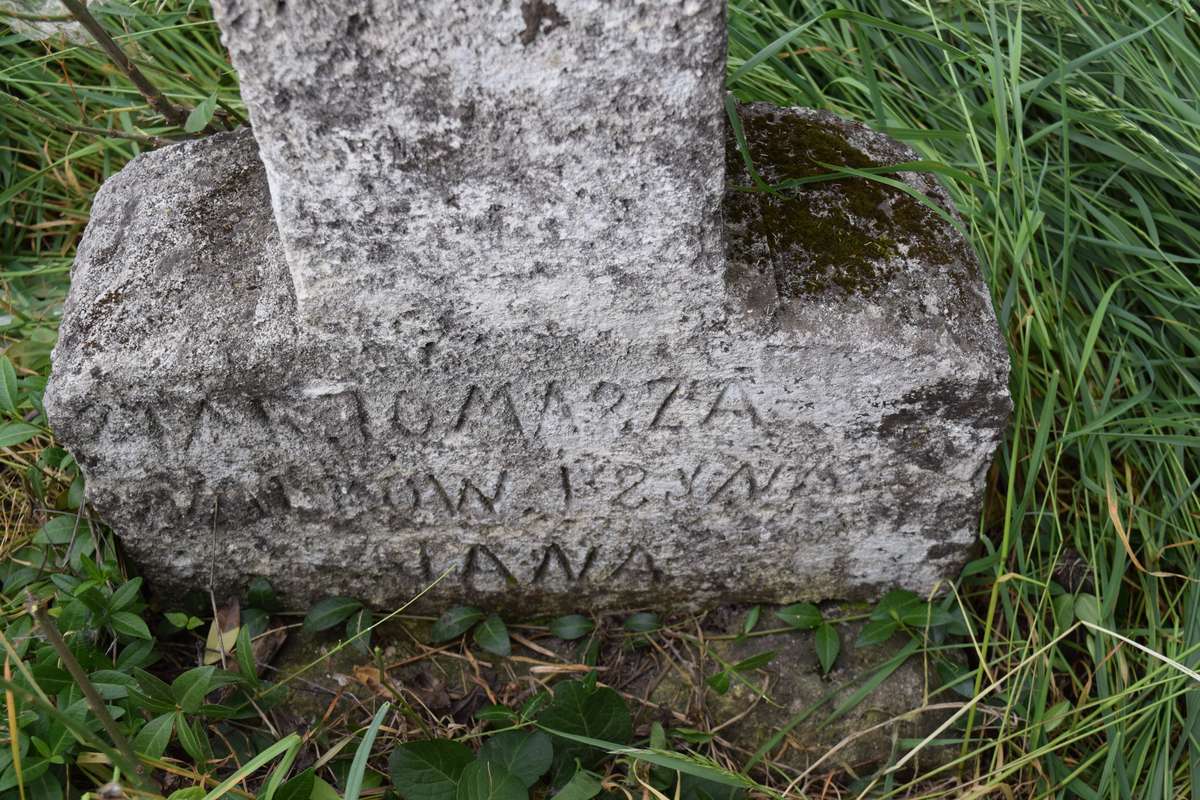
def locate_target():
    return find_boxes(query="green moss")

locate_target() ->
[726,108,951,300]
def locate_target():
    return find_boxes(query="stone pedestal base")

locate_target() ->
[46,106,1009,609]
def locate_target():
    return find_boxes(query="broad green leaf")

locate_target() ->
[549,615,594,641]
[388,740,474,800]
[243,607,271,638]
[519,692,550,720]
[34,515,81,545]
[473,614,511,656]
[0,422,40,447]
[110,611,152,640]
[1043,700,1074,734]
[650,722,667,750]
[132,667,175,707]
[236,626,258,686]
[936,659,975,699]
[430,606,485,642]
[478,730,553,788]
[622,612,659,633]
[43,700,87,756]
[132,713,174,760]
[550,768,601,800]
[176,714,211,764]
[165,611,194,630]
[311,778,340,800]
[729,651,775,673]
[109,577,143,611]
[1074,594,1103,626]
[742,606,760,635]
[303,596,363,633]
[855,619,898,647]
[89,670,138,699]
[26,772,63,800]
[814,624,840,674]
[706,671,731,695]
[777,603,821,630]
[871,590,920,621]
[537,679,632,785]
[172,665,216,713]
[66,472,84,509]
[347,606,373,654]
[898,604,957,628]
[185,92,218,133]
[167,790,206,800]
[475,704,516,723]
[0,758,49,791]
[455,760,527,800]
[274,768,315,800]
[247,576,280,611]
[679,773,746,800]
[1053,593,1075,631]
[0,356,17,413]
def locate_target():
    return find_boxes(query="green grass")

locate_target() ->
[3,0,1200,798]
[727,0,1200,795]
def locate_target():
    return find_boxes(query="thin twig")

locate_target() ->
[56,0,194,131]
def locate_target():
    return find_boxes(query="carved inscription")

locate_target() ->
[417,541,652,588]
[173,457,836,528]
[119,375,825,533]
[384,378,768,442]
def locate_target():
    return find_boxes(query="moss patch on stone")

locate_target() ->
[725,105,952,301]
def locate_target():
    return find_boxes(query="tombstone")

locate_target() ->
[0,0,93,42]
[45,0,1011,610]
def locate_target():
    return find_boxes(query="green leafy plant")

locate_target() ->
[547,615,594,641]
[705,651,775,695]
[621,612,659,634]
[775,602,821,631]
[429,607,511,657]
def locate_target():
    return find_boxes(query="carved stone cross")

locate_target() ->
[216,1,727,337]
[46,0,1010,609]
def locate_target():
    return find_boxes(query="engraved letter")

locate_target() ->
[535,381,578,437]
[647,378,685,430]
[613,464,649,509]
[702,381,761,428]
[666,463,705,502]
[454,385,525,437]
[429,471,509,514]
[392,389,435,437]
[708,462,783,505]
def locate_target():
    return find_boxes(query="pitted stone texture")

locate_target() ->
[210,0,726,336]
[46,106,1010,610]
[0,0,95,43]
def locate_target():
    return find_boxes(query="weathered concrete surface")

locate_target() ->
[210,0,726,335]
[45,100,1010,609]
[0,0,95,43]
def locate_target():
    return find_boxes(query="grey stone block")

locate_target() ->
[45,1,1010,610]
[210,0,727,335]
[47,109,1008,610]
